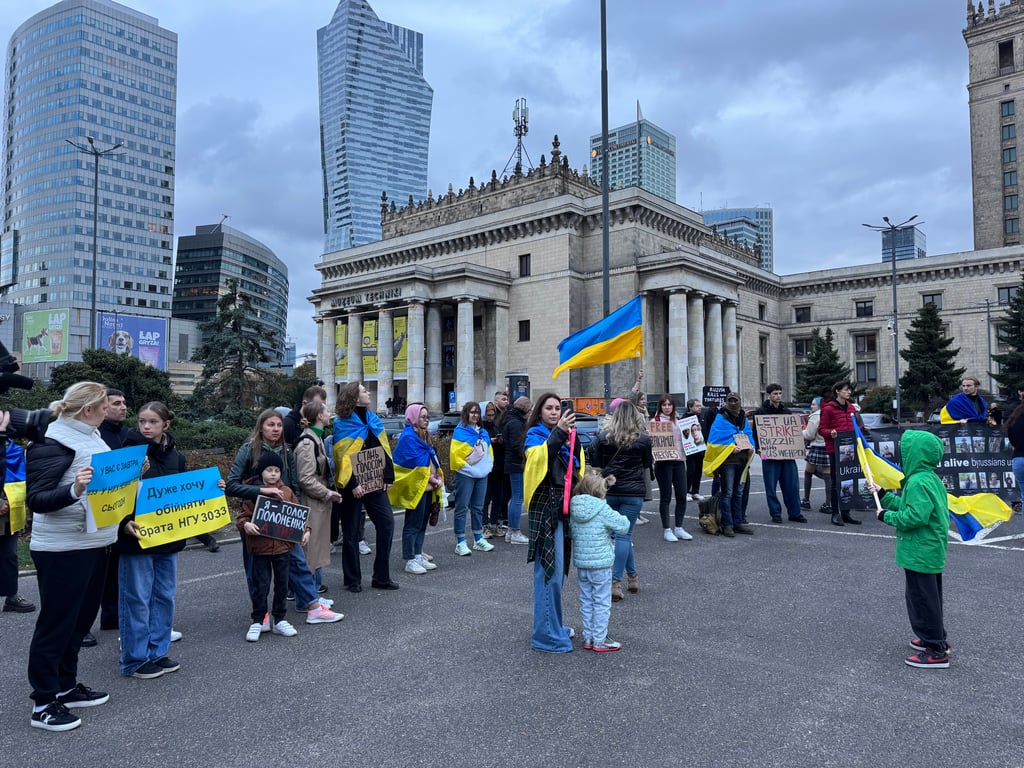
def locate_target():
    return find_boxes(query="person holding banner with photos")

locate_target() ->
[25,382,112,732]
[819,381,862,527]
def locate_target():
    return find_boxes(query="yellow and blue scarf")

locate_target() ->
[523,424,584,509]
[5,441,26,534]
[332,410,392,488]
[449,423,492,473]
[388,425,443,509]
[703,411,754,479]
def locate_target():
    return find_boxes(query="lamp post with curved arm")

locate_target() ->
[65,135,124,350]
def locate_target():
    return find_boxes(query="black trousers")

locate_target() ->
[1,518,19,597]
[654,460,688,528]
[251,552,289,624]
[685,453,703,495]
[827,453,849,513]
[483,470,510,526]
[28,547,106,705]
[99,546,118,628]
[340,490,393,586]
[905,569,946,650]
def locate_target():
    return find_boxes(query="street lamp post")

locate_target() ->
[65,135,123,350]
[862,215,918,427]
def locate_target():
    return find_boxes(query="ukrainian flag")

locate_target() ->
[5,441,26,534]
[388,426,442,510]
[523,424,585,509]
[332,411,392,488]
[450,423,492,473]
[938,393,987,424]
[551,296,643,379]
[702,414,754,479]
[947,493,1013,541]
[852,419,905,490]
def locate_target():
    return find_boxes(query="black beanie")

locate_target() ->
[254,451,284,478]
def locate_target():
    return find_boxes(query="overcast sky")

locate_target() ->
[3,0,976,356]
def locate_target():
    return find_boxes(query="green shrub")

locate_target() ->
[172,420,251,452]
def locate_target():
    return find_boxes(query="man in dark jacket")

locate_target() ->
[500,397,530,543]
[98,389,128,450]
[283,386,327,447]
[754,384,807,524]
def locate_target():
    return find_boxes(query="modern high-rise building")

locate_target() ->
[702,207,774,271]
[317,0,433,253]
[1,0,177,372]
[589,107,676,203]
[172,224,289,366]
[880,225,927,262]
[964,0,1024,250]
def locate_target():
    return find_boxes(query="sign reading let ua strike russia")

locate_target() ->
[134,467,230,549]
[86,445,148,530]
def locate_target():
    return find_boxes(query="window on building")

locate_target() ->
[473,315,483,331]
[1006,170,1019,187]
[518,319,530,342]
[854,333,877,354]
[998,323,1013,347]
[922,293,942,309]
[518,253,531,278]
[794,338,812,358]
[794,306,810,323]
[999,286,1019,304]
[856,361,878,385]
[1007,194,1019,211]
[1007,218,1020,234]
[1005,147,1017,164]
[758,302,766,320]
[1002,100,1016,118]
[1003,124,1017,141]
[1000,40,1015,73]
[855,300,873,318]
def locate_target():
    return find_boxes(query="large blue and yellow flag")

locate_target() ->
[5,441,26,534]
[388,426,443,510]
[552,296,643,379]
[939,393,988,424]
[523,424,584,509]
[852,419,905,490]
[450,423,492,474]
[702,413,754,479]
[333,411,392,488]
[947,493,1013,541]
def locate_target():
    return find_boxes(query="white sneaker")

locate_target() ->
[405,558,427,574]
[316,597,335,609]
[635,515,650,526]
[260,613,270,632]
[416,555,437,570]
[245,623,262,642]
[455,541,472,556]
[472,538,495,552]
[169,629,183,643]
[358,540,372,555]
[272,620,298,637]
[674,526,693,541]
[306,605,343,624]
[419,552,434,562]
[663,528,679,542]
[693,494,705,502]
[506,531,529,544]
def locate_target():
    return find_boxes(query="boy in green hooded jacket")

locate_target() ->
[868,430,951,669]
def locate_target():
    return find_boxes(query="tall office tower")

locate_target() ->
[880,225,927,262]
[318,0,433,253]
[1,0,177,371]
[173,224,289,365]
[964,0,1024,250]
[702,207,774,271]
[589,105,676,203]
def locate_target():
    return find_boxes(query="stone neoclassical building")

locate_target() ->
[311,137,1020,414]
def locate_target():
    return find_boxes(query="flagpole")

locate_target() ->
[600,0,611,414]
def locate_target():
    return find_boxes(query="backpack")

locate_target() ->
[697,493,722,535]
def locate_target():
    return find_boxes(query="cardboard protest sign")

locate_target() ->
[86,444,148,530]
[352,446,386,493]
[678,415,706,455]
[649,420,681,461]
[134,467,230,549]
[733,432,752,451]
[754,413,805,460]
[251,495,310,544]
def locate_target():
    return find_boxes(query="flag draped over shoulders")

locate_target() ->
[702,413,753,478]
[388,425,441,509]
[523,424,584,509]
[939,392,988,423]
[5,441,26,534]
[332,411,392,488]
[551,296,643,379]
[449,423,491,473]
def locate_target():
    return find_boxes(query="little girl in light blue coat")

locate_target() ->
[569,472,630,652]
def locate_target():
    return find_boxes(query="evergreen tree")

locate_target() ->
[795,328,853,402]
[50,349,174,409]
[899,302,964,408]
[993,272,1024,392]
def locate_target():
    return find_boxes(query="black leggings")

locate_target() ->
[654,460,687,527]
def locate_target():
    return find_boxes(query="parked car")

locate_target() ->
[380,417,406,439]
[859,413,896,429]
[431,412,461,436]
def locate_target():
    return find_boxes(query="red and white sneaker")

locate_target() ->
[904,649,950,669]
[910,638,951,653]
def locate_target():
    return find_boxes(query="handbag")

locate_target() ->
[429,499,440,526]
[466,440,486,466]
[697,493,722,535]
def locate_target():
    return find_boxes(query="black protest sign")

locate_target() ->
[703,385,730,406]
[251,495,310,544]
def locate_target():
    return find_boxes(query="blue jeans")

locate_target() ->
[402,492,431,561]
[762,459,802,520]
[609,495,643,582]
[718,463,747,528]
[242,535,318,608]
[118,552,177,676]
[531,518,572,653]
[578,567,612,644]
[454,473,487,538]
[508,472,524,530]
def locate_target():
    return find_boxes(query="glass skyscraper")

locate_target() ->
[702,207,775,272]
[880,225,927,262]
[1,0,177,369]
[317,0,433,253]
[589,112,677,203]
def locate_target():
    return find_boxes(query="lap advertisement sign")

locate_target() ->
[96,312,167,370]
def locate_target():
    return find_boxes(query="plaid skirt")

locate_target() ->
[805,445,829,467]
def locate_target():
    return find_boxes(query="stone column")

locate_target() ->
[641,292,657,386]
[723,301,738,392]
[376,307,394,414]
[347,312,363,384]
[320,316,336,410]
[425,303,442,413]
[705,297,724,386]
[456,296,476,408]
[493,301,509,396]
[406,301,425,406]
[687,292,705,400]
[667,290,687,395]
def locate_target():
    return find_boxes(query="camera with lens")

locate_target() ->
[0,340,52,443]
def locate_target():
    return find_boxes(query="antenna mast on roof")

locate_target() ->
[501,97,534,177]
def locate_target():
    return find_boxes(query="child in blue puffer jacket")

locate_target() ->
[569,472,630,652]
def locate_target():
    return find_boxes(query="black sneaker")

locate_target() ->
[910,638,952,653]
[721,526,736,537]
[57,683,109,708]
[80,632,97,648]
[131,661,166,679]
[317,584,328,595]
[818,504,833,514]
[154,656,180,673]
[733,524,755,535]
[788,515,809,523]
[905,649,950,669]
[3,595,35,612]
[286,592,295,601]
[31,701,81,732]
[800,500,811,510]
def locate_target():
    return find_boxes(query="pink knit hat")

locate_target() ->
[405,403,427,425]
[609,397,627,413]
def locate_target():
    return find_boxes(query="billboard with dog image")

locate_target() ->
[96,312,167,370]
[23,308,69,363]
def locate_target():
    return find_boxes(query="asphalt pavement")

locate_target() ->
[2,463,1023,767]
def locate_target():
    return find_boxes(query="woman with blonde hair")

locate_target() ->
[26,382,112,731]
